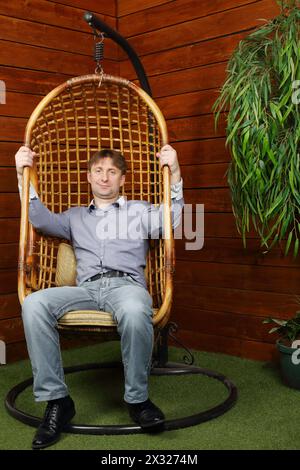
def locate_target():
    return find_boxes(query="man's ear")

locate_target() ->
[87,172,91,184]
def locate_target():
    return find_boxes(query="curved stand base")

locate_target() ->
[5,361,237,435]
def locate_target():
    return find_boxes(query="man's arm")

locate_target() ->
[142,144,184,238]
[15,146,71,240]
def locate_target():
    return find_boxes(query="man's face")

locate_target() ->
[87,157,125,200]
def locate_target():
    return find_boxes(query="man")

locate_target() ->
[15,145,183,449]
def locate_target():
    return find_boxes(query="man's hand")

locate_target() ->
[15,146,36,177]
[156,144,181,184]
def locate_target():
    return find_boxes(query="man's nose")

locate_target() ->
[101,172,108,181]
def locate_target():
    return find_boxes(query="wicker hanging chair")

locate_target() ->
[19,73,174,342]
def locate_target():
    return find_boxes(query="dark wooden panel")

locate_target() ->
[0,219,20,243]
[0,92,41,119]
[0,270,18,294]
[148,62,227,99]
[176,237,300,268]
[180,163,228,188]
[0,168,23,193]
[173,138,230,165]
[118,0,173,17]
[175,260,300,295]
[0,244,18,269]
[0,293,20,320]
[119,0,255,31]
[174,328,276,361]
[157,89,220,120]
[0,317,23,342]
[120,31,248,79]
[0,116,27,142]
[0,66,70,95]
[0,15,118,59]
[172,306,274,343]
[173,282,300,319]
[47,0,116,16]
[0,40,118,76]
[0,194,20,218]
[168,113,226,141]
[119,0,279,58]
[0,0,116,32]
[0,142,22,166]
[183,188,232,211]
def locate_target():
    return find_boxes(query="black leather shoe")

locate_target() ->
[126,399,165,430]
[32,396,75,450]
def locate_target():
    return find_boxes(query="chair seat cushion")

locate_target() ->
[58,308,158,328]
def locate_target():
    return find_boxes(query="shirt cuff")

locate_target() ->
[18,182,39,201]
[170,178,183,200]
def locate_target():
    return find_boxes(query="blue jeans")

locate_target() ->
[21,275,153,404]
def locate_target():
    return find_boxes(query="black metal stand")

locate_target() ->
[5,324,238,435]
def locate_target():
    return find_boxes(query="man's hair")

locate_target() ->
[88,149,127,175]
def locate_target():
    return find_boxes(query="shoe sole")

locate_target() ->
[133,417,165,430]
[32,408,76,450]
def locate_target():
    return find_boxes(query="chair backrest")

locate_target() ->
[19,74,174,326]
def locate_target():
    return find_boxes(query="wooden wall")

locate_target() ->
[118,0,300,361]
[1,0,298,363]
[0,0,118,362]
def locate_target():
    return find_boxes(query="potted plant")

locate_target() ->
[213,0,300,256]
[263,313,300,389]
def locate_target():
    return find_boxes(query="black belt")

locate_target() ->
[86,270,127,282]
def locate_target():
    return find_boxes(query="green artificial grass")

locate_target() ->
[1,342,300,450]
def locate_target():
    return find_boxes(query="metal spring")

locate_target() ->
[94,41,104,62]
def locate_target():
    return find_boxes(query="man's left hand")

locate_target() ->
[157,145,180,175]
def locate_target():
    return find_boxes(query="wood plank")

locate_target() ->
[173,283,300,319]
[118,0,173,17]
[176,237,300,268]
[0,317,23,342]
[0,244,18,270]
[0,66,71,95]
[171,306,275,343]
[148,62,227,98]
[5,340,28,362]
[0,116,27,142]
[0,40,118,76]
[119,0,279,58]
[173,138,230,166]
[157,89,220,120]
[175,260,300,295]
[0,194,20,218]
[0,92,41,119]
[46,0,116,16]
[0,15,118,59]
[167,113,226,141]
[180,163,228,188]
[120,31,250,79]
[173,328,276,361]
[0,293,20,320]
[119,0,258,32]
[0,0,116,32]
[0,219,20,243]
[0,168,18,192]
[183,188,232,211]
[0,142,22,166]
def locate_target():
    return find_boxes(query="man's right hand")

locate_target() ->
[15,146,36,176]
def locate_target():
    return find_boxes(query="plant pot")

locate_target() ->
[276,340,300,390]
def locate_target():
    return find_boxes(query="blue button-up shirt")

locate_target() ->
[25,181,184,288]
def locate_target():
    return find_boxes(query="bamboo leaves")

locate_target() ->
[213,4,300,257]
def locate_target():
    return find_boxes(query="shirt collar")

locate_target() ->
[88,195,126,212]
